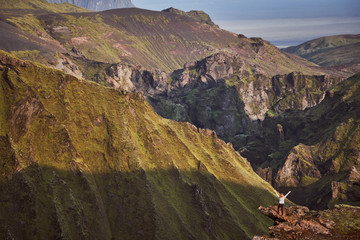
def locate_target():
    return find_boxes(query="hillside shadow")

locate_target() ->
[0,164,278,240]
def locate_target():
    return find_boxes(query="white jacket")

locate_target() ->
[275,190,291,204]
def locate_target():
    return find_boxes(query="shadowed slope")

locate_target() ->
[0,51,277,239]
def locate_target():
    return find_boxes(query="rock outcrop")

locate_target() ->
[162,7,216,26]
[254,205,360,240]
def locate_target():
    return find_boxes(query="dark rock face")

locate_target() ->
[103,52,342,147]
[256,73,360,209]
[254,205,360,240]
[46,0,135,11]
[95,52,360,210]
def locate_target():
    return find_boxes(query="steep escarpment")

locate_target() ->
[0,51,278,239]
[100,51,360,210]
[253,73,360,209]
[102,52,343,142]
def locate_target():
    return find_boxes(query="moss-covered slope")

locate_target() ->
[0,0,89,12]
[0,51,277,239]
[1,4,340,76]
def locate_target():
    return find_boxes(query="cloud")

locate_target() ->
[216,17,360,42]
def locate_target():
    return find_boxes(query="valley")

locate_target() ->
[0,0,359,239]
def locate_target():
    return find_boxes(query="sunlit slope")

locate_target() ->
[1,5,334,75]
[283,34,360,67]
[0,51,276,239]
[0,0,89,12]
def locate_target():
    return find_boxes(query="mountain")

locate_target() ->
[100,51,342,140]
[1,0,359,217]
[46,0,135,11]
[99,51,360,210]
[0,4,344,74]
[0,50,277,239]
[283,34,360,69]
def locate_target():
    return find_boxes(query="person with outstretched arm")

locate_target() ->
[274,190,291,215]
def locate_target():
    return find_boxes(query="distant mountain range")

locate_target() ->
[46,0,135,11]
[283,34,360,68]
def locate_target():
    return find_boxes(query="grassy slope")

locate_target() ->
[0,50,276,239]
[0,0,89,12]
[283,34,360,67]
[1,4,337,76]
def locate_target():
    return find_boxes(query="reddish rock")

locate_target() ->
[252,205,356,240]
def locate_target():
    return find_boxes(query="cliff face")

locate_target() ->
[0,51,278,239]
[255,73,360,209]
[103,52,342,141]
[46,0,135,10]
[101,53,360,209]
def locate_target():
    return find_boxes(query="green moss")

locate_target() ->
[300,175,319,186]
[0,0,89,12]
[321,207,360,235]
[10,50,47,64]
[0,50,276,239]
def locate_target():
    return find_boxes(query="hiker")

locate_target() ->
[274,190,291,215]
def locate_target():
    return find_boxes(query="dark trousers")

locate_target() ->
[278,204,284,215]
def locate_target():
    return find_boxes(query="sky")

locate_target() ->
[132,0,360,47]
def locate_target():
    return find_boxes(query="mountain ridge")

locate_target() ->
[0,50,277,239]
[0,0,358,219]
[283,34,360,69]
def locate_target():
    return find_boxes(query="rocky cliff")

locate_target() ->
[102,52,343,141]
[0,50,279,239]
[253,205,360,239]
[101,52,360,209]
[254,72,360,209]
[46,0,135,10]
